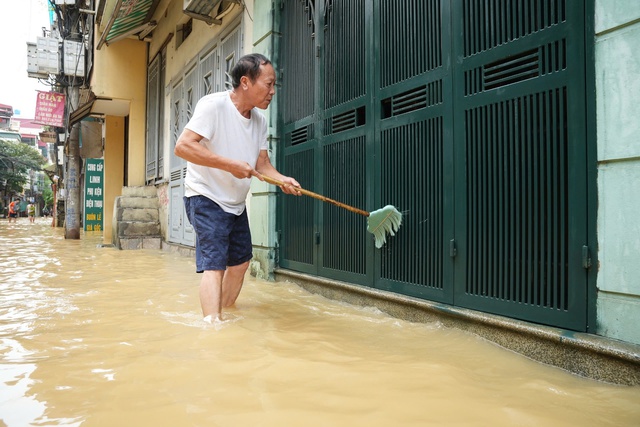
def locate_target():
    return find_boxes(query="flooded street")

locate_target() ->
[1,219,639,426]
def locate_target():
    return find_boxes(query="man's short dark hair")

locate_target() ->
[230,53,272,89]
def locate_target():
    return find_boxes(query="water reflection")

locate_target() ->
[1,218,639,426]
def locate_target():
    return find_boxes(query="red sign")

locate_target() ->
[34,91,65,127]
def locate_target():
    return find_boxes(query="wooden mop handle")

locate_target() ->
[257,173,370,217]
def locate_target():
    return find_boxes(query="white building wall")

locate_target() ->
[595,0,640,345]
[248,0,280,280]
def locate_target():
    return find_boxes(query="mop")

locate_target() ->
[256,173,402,248]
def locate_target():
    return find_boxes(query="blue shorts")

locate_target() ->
[183,196,252,273]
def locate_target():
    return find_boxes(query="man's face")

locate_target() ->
[245,63,276,110]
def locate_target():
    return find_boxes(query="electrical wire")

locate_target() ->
[240,0,253,22]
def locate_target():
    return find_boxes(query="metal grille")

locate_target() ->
[221,28,241,90]
[287,124,314,146]
[462,0,566,57]
[324,0,366,107]
[170,169,182,181]
[484,48,539,90]
[158,52,166,179]
[380,0,442,87]
[454,0,586,330]
[281,0,316,124]
[203,73,212,95]
[465,89,569,310]
[322,137,367,274]
[184,67,197,121]
[381,118,444,289]
[200,47,217,96]
[276,0,588,330]
[172,100,180,141]
[465,40,567,95]
[324,107,366,135]
[282,149,316,265]
[381,81,443,119]
[169,81,183,171]
[145,54,159,181]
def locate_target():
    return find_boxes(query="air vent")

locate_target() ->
[465,40,567,96]
[287,124,314,146]
[484,48,539,90]
[170,169,182,181]
[382,81,442,119]
[325,107,366,135]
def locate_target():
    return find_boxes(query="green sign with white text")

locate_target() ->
[84,158,104,231]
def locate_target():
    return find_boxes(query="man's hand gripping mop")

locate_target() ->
[256,173,402,248]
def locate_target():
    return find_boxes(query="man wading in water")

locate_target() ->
[175,53,301,323]
[8,199,20,223]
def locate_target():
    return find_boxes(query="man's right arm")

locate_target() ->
[174,129,255,179]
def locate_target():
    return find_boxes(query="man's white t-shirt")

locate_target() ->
[184,91,268,215]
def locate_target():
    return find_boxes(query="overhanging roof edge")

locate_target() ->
[96,0,123,50]
[105,0,160,45]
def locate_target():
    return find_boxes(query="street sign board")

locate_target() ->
[84,158,104,232]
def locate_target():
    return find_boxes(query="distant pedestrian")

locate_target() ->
[27,203,36,223]
[8,199,20,223]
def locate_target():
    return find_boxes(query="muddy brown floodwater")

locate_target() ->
[1,218,639,426]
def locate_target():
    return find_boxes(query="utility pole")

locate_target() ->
[65,93,81,239]
[53,1,84,239]
[27,0,92,236]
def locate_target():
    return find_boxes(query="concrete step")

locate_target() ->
[116,207,159,222]
[122,186,157,198]
[116,220,161,237]
[116,196,158,209]
[112,186,163,250]
[119,237,162,250]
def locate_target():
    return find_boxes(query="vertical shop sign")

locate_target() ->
[85,158,104,231]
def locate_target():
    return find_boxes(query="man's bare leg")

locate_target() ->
[200,261,248,321]
[221,261,250,307]
[200,270,224,320]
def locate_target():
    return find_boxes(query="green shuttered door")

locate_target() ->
[277,0,590,331]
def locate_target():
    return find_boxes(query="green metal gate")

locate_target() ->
[277,0,591,331]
